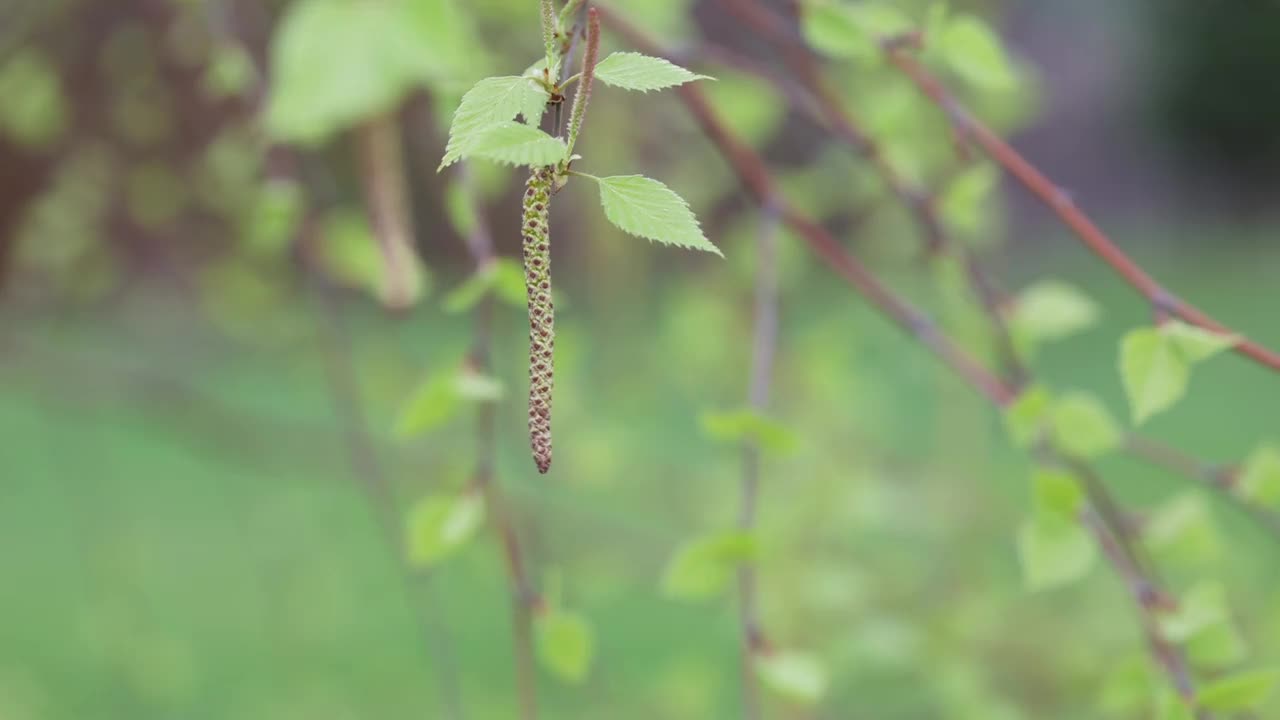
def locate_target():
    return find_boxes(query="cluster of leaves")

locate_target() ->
[439,47,719,255]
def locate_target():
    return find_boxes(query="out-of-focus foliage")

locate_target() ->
[2,0,1280,719]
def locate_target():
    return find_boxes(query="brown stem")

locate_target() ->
[565,8,600,155]
[736,203,782,720]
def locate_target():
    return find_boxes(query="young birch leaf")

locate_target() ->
[801,3,913,63]
[701,408,799,455]
[1011,280,1100,343]
[405,491,485,567]
[1158,581,1230,643]
[1161,321,1239,363]
[1198,668,1280,713]
[663,531,757,600]
[439,76,550,169]
[535,610,595,684]
[940,15,1018,91]
[1003,385,1052,448]
[1239,446,1280,506]
[1050,392,1121,458]
[468,122,567,168]
[395,374,461,437]
[1017,515,1095,591]
[1120,327,1189,424]
[593,52,713,92]
[592,175,721,255]
[755,650,828,704]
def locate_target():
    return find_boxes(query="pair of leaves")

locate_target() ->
[1016,468,1095,591]
[438,75,552,169]
[1158,579,1248,670]
[1004,386,1121,459]
[662,530,758,600]
[405,491,485,567]
[1119,321,1237,424]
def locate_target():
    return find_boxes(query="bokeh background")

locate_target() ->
[2,0,1279,718]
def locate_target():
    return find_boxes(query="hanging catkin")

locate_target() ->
[523,167,555,473]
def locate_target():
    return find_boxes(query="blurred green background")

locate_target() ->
[2,0,1280,718]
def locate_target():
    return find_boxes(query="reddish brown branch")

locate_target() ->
[882,49,1280,372]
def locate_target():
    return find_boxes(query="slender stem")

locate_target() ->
[736,203,781,720]
[456,165,541,720]
[564,7,600,157]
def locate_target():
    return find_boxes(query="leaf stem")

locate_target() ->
[564,7,600,158]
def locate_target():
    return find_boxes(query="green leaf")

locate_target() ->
[1161,321,1238,363]
[443,259,527,313]
[1050,392,1121,458]
[319,209,390,296]
[266,0,432,144]
[662,531,758,600]
[241,180,304,257]
[405,491,485,567]
[801,2,913,62]
[1120,327,1189,424]
[1187,621,1248,669]
[1198,668,1280,712]
[1144,492,1219,566]
[591,175,720,255]
[1017,514,1095,591]
[1239,446,1280,506]
[0,49,68,148]
[1158,581,1229,643]
[593,52,713,92]
[468,122,567,168]
[939,163,999,236]
[204,44,256,99]
[755,650,828,704]
[535,610,594,684]
[1011,280,1100,344]
[1030,467,1084,520]
[940,15,1018,91]
[455,370,504,402]
[700,408,799,455]
[439,76,550,169]
[1003,385,1052,448]
[395,374,461,438]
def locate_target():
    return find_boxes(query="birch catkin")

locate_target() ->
[523,168,555,473]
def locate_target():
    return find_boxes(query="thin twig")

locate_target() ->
[736,202,782,720]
